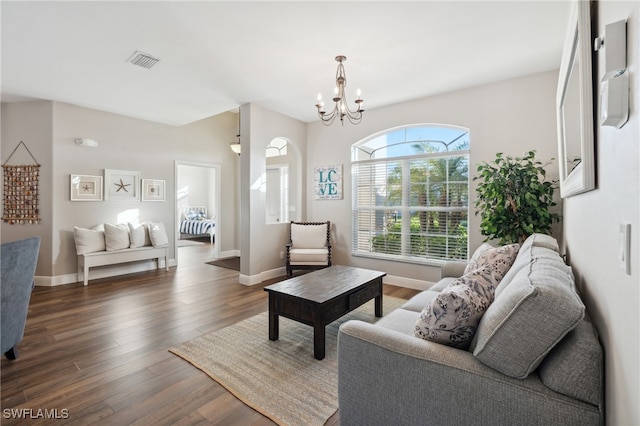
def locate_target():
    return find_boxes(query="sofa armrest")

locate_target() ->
[338,320,602,426]
[440,260,468,278]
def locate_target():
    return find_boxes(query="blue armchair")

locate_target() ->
[1,236,40,360]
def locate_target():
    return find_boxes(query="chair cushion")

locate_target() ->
[471,255,585,378]
[291,223,327,249]
[289,248,328,263]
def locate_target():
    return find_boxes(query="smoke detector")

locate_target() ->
[127,51,160,69]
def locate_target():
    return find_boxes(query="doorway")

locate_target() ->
[175,161,221,262]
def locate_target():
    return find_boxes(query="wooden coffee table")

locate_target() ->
[264,265,386,360]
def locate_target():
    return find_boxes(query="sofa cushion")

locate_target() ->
[414,267,499,349]
[104,223,130,251]
[471,255,585,378]
[401,290,441,313]
[375,308,420,335]
[74,225,106,254]
[290,223,328,249]
[496,233,560,296]
[538,317,603,406]
[465,243,520,281]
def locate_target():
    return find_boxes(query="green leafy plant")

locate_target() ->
[474,150,560,245]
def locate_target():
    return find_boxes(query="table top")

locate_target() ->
[264,265,386,303]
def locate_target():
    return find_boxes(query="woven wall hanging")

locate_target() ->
[2,141,41,224]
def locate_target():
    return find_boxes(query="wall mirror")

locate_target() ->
[556,0,595,198]
[265,137,299,224]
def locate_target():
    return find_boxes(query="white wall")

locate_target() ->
[0,101,53,274]
[2,100,238,284]
[240,103,307,284]
[563,2,639,425]
[306,70,560,287]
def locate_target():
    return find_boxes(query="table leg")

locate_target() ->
[313,321,326,360]
[268,294,279,341]
[375,279,383,317]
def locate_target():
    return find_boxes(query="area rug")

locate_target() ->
[205,256,240,271]
[169,296,405,426]
[177,239,205,247]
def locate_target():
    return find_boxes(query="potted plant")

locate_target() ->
[474,150,560,245]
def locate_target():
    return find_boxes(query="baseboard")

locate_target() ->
[219,249,240,259]
[35,258,176,287]
[383,274,433,291]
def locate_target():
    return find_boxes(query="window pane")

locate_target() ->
[352,126,469,263]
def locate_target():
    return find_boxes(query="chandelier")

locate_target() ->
[315,55,364,125]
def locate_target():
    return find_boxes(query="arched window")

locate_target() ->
[352,125,469,263]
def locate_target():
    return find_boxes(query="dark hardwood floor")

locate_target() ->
[1,244,419,425]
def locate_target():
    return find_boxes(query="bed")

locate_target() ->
[179,206,215,244]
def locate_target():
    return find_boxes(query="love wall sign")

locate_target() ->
[314,164,342,200]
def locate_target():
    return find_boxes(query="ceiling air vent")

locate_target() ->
[127,51,160,69]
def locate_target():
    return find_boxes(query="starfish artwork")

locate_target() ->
[114,179,131,193]
[81,184,92,193]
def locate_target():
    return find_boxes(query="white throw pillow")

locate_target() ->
[128,222,150,248]
[148,222,169,247]
[73,225,106,254]
[104,223,131,251]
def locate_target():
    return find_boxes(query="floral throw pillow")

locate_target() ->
[465,243,520,282]
[414,267,499,349]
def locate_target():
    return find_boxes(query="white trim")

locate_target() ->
[34,257,177,287]
[383,274,433,291]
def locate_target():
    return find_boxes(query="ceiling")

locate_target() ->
[1,1,571,126]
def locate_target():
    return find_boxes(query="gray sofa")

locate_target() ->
[338,234,603,425]
[1,237,40,360]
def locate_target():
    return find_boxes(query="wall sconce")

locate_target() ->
[74,138,99,147]
[230,141,241,155]
[595,19,628,129]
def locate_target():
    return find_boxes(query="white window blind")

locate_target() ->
[352,126,469,263]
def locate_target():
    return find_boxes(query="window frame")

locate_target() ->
[351,125,470,265]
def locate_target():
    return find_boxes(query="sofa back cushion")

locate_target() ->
[537,316,603,406]
[471,254,585,379]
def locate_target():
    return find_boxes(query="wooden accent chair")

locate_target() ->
[285,221,331,277]
[1,236,40,360]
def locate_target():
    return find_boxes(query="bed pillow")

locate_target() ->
[148,222,169,247]
[104,223,130,251]
[186,210,206,220]
[73,225,106,254]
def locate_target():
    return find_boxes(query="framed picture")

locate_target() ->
[70,174,103,201]
[104,169,140,201]
[314,164,343,200]
[142,179,165,202]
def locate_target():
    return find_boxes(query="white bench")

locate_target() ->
[77,246,168,286]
